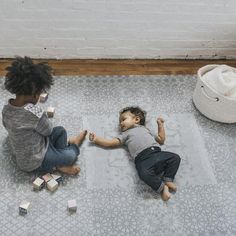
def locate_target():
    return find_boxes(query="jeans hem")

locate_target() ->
[163,177,174,182]
[157,181,165,193]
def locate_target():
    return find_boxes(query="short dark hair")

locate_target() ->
[120,106,146,125]
[4,56,54,96]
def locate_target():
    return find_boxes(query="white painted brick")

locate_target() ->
[1,0,236,58]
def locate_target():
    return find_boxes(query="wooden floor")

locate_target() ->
[1,59,236,76]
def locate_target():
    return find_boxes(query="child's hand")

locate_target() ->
[89,132,96,142]
[157,117,165,125]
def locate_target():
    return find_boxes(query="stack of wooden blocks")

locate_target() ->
[33,173,63,192]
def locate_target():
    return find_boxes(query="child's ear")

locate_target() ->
[135,116,140,124]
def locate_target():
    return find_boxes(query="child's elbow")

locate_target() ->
[159,141,165,145]
[158,138,165,145]
[107,139,121,148]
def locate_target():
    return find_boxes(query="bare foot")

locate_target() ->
[161,185,171,201]
[57,165,80,175]
[165,181,177,192]
[68,130,87,145]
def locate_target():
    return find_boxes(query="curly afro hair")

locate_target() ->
[4,56,54,96]
[120,106,146,125]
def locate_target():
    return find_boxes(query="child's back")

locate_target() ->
[2,102,52,171]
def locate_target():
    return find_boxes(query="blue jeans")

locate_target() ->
[135,146,181,193]
[36,126,80,172]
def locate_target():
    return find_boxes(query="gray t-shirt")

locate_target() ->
[117,125,160,160]
[2,100,53,172]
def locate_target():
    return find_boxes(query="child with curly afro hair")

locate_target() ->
[2,56,87,175]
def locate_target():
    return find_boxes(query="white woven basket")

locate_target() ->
[193,64,236,123]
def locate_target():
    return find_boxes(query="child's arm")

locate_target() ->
[156,117,166,145]
[24,103,53,136]
[89,132,121,148]
[35,113,53,136]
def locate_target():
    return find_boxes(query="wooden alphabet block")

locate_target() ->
[42,173,53,183]
[19,201,30,215]
[33,177,45,190]
[47,179,58,192]
[51,174,63,183]
[67,199,77,212]
[46,107,55,118]
[39,93,48,103]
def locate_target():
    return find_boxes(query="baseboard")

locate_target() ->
[1,59,236,75]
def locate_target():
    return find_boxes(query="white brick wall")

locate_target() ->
[0,0,236,59]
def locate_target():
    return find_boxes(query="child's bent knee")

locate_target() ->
[55,126,66,133]
[173,154,181,163]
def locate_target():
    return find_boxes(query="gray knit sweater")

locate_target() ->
[2,99,53,172]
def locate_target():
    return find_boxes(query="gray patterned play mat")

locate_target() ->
[0,75,235,236]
